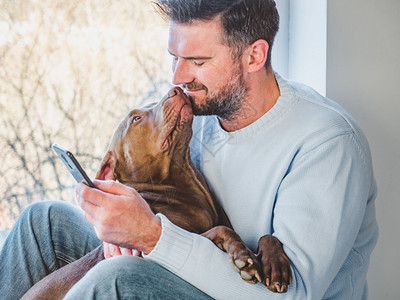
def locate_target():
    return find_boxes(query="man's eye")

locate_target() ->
[193,61,205,66]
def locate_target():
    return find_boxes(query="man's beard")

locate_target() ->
[182,63,247,121]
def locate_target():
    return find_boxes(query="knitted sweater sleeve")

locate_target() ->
[144,132,376,300]
[272,132,376,299]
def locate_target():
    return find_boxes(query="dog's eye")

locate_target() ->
[129,115,142,126]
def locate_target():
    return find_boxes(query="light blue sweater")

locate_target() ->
[145,74,379,299]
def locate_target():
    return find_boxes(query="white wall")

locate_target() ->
[327,1,400,299]
[276,1,400,299]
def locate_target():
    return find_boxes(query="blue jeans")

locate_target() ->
[0,201,213,299]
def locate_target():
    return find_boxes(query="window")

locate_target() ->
[273,0,327,96]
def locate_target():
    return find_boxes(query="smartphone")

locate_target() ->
[53,143,96,188]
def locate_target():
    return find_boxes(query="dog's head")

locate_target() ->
[96,87,193,185]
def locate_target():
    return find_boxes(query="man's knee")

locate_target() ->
[16,201,98,257]
[65,256,212,300]
[17,201,80,234]
[81,255,154,282]
[20,201,76,223]
[64,256,151,299]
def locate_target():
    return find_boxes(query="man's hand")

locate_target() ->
[103,241,141,258]
[75,180,161,255]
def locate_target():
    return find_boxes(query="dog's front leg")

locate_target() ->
[202,226,262,284]
[257,235,292,293]
[203,226,292,293]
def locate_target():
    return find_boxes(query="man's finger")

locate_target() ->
[110,245,122,256]
[76,181,117,208]
[104,242,112,259]
[80,199,101,227]
[93,180,139,197]
[76,189,99,211]
[121,247,133,256]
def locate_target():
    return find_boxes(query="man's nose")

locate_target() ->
[172,58,194,85]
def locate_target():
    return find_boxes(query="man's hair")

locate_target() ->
[154,0,279,68]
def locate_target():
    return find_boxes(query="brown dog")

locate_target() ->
[21,87,291,299]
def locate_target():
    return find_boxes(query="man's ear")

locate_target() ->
[245,39,269,73]
[96,151,117,180]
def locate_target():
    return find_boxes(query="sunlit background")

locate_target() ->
[0,0,172,230]
[1,1,400,299]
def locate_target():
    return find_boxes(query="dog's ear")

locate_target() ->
[96,151,117,180]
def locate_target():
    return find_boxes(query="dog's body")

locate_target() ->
[22,87,291,299]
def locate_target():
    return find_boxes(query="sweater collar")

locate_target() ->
[213,73,296,143]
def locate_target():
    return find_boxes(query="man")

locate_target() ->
[0,0,378,299]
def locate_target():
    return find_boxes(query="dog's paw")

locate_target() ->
[202,226,262,284]
[230,252,262,284]
[257,235,292,293]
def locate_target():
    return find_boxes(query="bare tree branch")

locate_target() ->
[0,0,171,230]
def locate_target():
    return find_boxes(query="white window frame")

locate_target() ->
[272,0,327,96]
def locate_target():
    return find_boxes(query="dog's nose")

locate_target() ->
[168,86,182,98]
